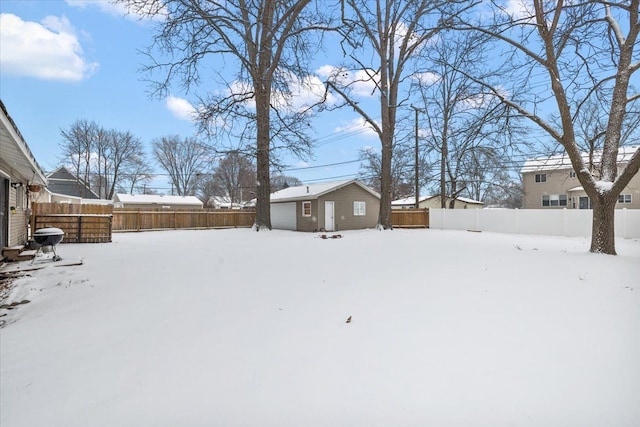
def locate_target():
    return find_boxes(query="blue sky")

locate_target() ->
[0,0,380,192]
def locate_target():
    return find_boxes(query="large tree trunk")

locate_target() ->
[378,136,393,229]
[254,88,272,231]
[590,194,617,255]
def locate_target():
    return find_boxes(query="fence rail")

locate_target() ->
[32,203,113,243]
[392,208,429,228]
[111,209,256,231]
[33,204,431,239]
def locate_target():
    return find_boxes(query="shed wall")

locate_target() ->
[313,183,379,231]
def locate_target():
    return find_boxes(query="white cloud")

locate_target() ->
[504,0,535,22]
[317,65,379,98]
[413,71,440,85]
[0,13,99,81]
[333,117,379,139]
[65,0,165,21]
[165,95,198,121]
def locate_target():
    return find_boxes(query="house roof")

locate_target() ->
[392,194,483,205]
[46,166,101,199]
[521,145,639,173]
[0,99,47,185]
[270,180,380,203]
[114,194,204,206]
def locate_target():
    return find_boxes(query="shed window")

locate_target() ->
[535,173,547,183]
[302,201,312,216]
[353,201,366,216]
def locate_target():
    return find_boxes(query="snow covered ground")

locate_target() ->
[1,228,639,427]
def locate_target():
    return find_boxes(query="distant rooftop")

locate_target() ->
[521,145,639,173]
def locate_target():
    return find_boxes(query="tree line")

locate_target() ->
[58,122,300,207]
[96,0,639,255]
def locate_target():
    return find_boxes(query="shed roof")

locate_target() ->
[270,180,380,203]
[114,194,203,206]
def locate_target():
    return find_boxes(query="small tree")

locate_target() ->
[212,151,257,206]
[152,135,211,196]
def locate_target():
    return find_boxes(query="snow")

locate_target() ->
[520,145,639,173]
[270,180,379,202]
[595,180,615,194]
[1,229,639,426]
[114,194,203,206]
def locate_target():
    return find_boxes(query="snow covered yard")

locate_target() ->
[1,228,639,427]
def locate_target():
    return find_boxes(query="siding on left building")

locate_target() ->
[0,100,47,249]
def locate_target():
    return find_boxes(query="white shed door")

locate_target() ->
[271,202,297,230]
[324,201,335,231]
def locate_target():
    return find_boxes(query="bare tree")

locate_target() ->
[119,154,154,195]
[121,0,331,230]
[452,0,640,254]
[59,119,97,196]
[212,151,257,206]
[59,120,149,199]
[270,174,302,192]
[323,0,471,228]
[414,28,520,209]
[358,143,429,200]
[102,130,147,199]
[152,135,211,196]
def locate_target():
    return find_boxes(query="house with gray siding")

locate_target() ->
[521,146,640,209]
[270,180,380,232]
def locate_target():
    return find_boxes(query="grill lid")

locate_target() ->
[33,227,65,236]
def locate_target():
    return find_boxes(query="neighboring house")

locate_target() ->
[270,180,380,232]
[208,196,249,209]
[521,145,640,209]
[113,194,204,210]
[392,195,484,209]
[0,100,47,248]
[36,166,101,203]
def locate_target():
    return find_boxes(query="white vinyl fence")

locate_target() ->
[429,208,640,239]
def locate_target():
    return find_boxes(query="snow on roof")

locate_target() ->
[114,194,203,206]
[270,180,379,202]
[521,145,639,173]
[392,195,483,205]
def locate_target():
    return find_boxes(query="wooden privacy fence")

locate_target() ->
[392,208,429,228]
[32,203,113,243]
[111,209,256,232]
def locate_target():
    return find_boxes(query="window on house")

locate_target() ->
[353,201,366,216]
[618,194,632,204]
[535,173,547,183]
[302,201,312,216]
[542,194,567,207]
[569,171,576,178]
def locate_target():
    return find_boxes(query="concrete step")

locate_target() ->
[2,246,25,262]
[1,246,38,262]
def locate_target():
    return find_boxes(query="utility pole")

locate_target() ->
[411,105,423,209]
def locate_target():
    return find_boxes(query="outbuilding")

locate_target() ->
[270,180,380,232]
[113,194,204,210]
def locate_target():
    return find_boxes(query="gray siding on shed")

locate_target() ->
[294,182,379,232]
